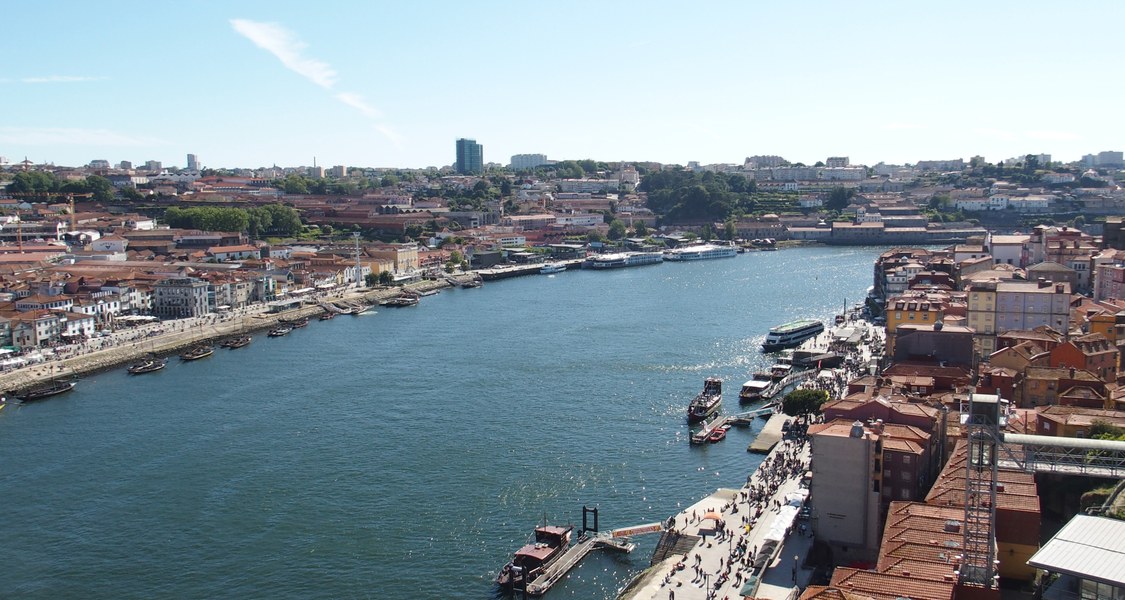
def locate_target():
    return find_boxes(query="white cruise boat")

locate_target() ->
[664,243,738,261]
[540,262,567,274]
[585,251,664,269]
[761,319,824,352]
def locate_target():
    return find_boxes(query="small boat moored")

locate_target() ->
[18,380,77,402]
[687,378,723,424]
[128,357,166,374]
[179,345,214,361]
[708,427,727,443]
[496,523,574,593]
[221,335,252,349]
[267,327,291,337]
[540,262,567,274]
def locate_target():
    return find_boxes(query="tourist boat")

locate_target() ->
[18,380,76,402]
[496,523,574,592]
[179,345,214,361]
[318,311,336,321]
[708,427,727,443]
[222,335,252,349]
[738,374,772,403]
[761,319,824,352]
[288,317,309,328]
[584,251,664,269]
[267,327,291,337]
[127,357,166,374]
[382,296,419,307]
[663,243,738,261]
[687,377,723,424]
[540,262,567,274]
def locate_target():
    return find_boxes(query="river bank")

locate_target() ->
[0,280,449,395]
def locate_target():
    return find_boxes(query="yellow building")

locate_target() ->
[885,293,945,354]
[967,281,998,358]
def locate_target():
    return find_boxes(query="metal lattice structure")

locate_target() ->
[959,393,1002,589]
[955,395,1125,591]
[999,433,1125,478]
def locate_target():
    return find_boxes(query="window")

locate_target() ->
[900,488,912,500]
[901,470,912,481]
[902,455,913,465]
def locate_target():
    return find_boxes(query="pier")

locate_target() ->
[748,413,789,454]
[524,530,643,596]
[513,508,658,597]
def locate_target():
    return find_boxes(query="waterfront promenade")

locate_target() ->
[0,280,446,394]
[620,433,813,600]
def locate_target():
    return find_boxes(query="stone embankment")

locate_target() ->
[0,280,448,395]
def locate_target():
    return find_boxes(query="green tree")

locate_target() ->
[723,218,737,241]
[86,175,115,202]
[587,230,606,243]
[448,250,464,268]
[608,219,627,240]
[380,174,399,187]
[260,204,302,236]
[121,187,145,202]
[8,171,59,196]
[280,174,310,194]
[781,389,829,420]
[1091,419,1125,440]
[364,273,379,287]
[701,223,713,241]
[633,221,648,237]
[825,187,855,211]
[500,180,512,197]
[378,271,394,285]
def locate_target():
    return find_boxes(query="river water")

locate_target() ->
[0,245,884,599]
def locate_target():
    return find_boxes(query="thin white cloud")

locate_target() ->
[22,75,106,84]
[335,92,382,118]
[374,124,405,146]
[230,19,337,89]
[0,127,166,147]
[231,19,400,144]
[1025,129,1081,142]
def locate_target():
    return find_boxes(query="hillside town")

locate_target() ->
[2,146,1125,600]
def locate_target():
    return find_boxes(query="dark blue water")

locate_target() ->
[0,246,882,599]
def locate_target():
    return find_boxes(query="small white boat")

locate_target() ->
[540,262,567,274]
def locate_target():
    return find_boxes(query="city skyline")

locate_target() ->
[2,1,1123,170]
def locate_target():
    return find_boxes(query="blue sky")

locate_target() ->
[2,1,1122,170]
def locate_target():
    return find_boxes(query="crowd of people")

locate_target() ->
[659,427,813,599]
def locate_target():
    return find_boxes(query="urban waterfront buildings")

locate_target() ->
[455,138,483,175]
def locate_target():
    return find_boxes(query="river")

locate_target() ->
[0,245,884,599]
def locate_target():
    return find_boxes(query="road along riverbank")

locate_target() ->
[0,281,447,395]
